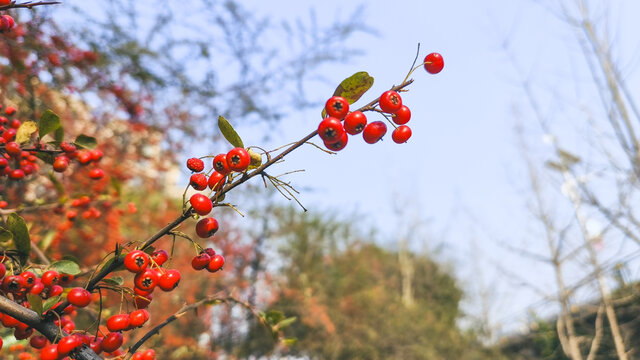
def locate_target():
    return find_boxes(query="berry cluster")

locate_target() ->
[191,247,225,273]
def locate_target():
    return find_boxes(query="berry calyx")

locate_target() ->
[124,250,150,273]
[391,125,412,143]
[318,117,345,144]
[134,268,159,291]
[189,193,213,215]
[391,105,411,125]
[41,270,60,287]
[67,287,92,307]
[379,90,402,113]
[195,217,219,238]
[362,121,388,144]
[325,96,349,119]
[186,157,204,172]
[344,111,367,135]
[226,147,250,172]
[424,52,444,74]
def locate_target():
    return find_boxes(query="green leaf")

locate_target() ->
[54,126,64,143]
[265,310,285,325]
[322,71,375,118]
[15,121,38,144]
[43,295,61,313]
[27,293,44,316]
[218,116,244,148]
[7,213,30,265]
[74,134,97,149]
[274,316,297,331]
[39,110,61,139]
[0,226,12,243]
[39,230,56,251]
[36,152,55,165]
[102,276,124,286]
[50,260,81,275]
[247,149,262,170]
[282,337,298,346]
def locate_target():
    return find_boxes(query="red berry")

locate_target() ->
[124,250,150,273]
[212,153,230,175]
[318,117,345,144]
[48,284,63,297]
[9,168,25,180]
[2,128,16,141]
[362,121,388,144]
[186,157,204,172]
[203,248,216,257]
[2,275,25,293]
[142,349,157,360]
[89,168,105,179]
[129,309,150,328]
[325,96,349,119]
[191,253,211,270]
[391,125,412,143]
[151,249,169,266]
[90,149,103,162]
[324,131,348,151]
[4,106,15,116]
[343,111,367,135]
[0,263,5,279]
[19,271,36,288]
[391,105,411,125]
[0,157,7,169]
[53,156,69,172]
[57,335,81,356]
[60,142,77,153]
[58,273,74,286]
[158,269,181,291]
[41,270,60,287]
[208,171,226,191]
[207,254,225,273]
[424,52,444,74]
[189,193,212,215]
[134,268,159,292]
[89,337,103,354]
[77,151,92,165]
[101,332,123,353]
[67,287,92,307]
[107,314,131,332]
[379,90,402,113]
[189,173,208,190]
[226,147,250,172]
[134,293,153,309]
[29,335,48,349]
[195,217,219,238]
[5,141,20,157]
[39,344,59,360]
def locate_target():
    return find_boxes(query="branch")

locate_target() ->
[0,1,60,11]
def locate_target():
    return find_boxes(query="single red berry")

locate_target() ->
[19,271,36,288]
[0,157,7,169]
[207,254,225,273]
[318,117,346,144]
[29,335,48,349]
[189,193,213,215]
[195,217,219,238]
[226,147,250,172]
[424,52,444,74]
[60,142,77,154]
[392,125,412,143]
[208,171,226,191]
[52,156,70,172]
[5,141,20,157]
[67,287,92,307]
[89,337,103,355]
[324,131,348,151]
[391,105,411,125]
[29,281,44,295]
[89,168,105,180]
[58,273,74,286]
[0,262,5,279]
[129,309,150,328]
[325,96,349,119]
[134,293,153,309]
[191,253,211,270]
[362,121,388,144]
[344,111,368,135]
[41,270,60,287]
[189,173,208,190]
[379,90,402,113]
[203,248,216,257]
[57,335,81,356]
[151,249,169,266]
[212,153,230,175]
[124,250,150,273]
[107,314,131,332]
[13,326,33,340]
[142,349,157,360]
[2,275,25,293]
[77,151,92,165]
[4,106,16,115]
[186,157,204,172]
[9,168,25,180]
[9,119,20,129]
[48,284,64,297]
[158,269,181,291]
[134,268,159,292]
[101,332,123,353]
[39,344,59,360]
[90,149,103,162]
[2,128,16,141]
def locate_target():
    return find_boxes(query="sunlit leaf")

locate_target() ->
[27,293,44,316]
[274,316,297,331]
[7,213,30,265]
[218,116,244,148]
[39,110,61,139]
[43,296,61,313]
[322,71,375,118]
[15,121,38,144]
[74,134,97,149]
